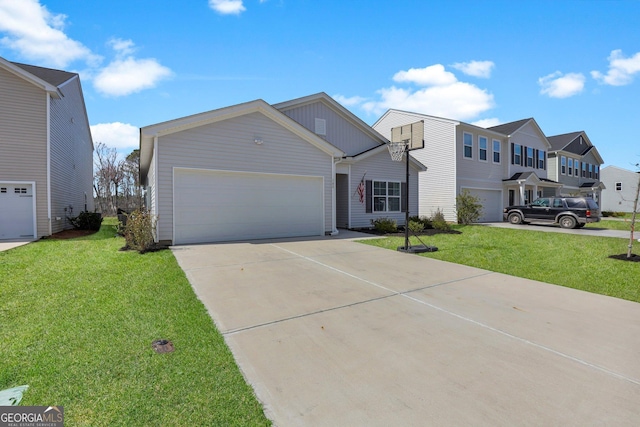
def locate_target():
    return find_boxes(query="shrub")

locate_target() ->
[409,215,433,229]
[371,217,398,234]
[122,209,157,253]
[408,220,424,233]
[431,208,451,231]
[456,189,484,224]
[67,211,103,231]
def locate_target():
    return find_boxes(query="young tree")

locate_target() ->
[627,163,640,259]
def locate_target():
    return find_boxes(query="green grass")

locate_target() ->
[0,218,270,426]
[361,225,640,303]
[586,218,636,231]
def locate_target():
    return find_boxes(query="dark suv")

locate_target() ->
[503,197,601,229]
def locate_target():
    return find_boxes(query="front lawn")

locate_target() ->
[586,218,635,231]
[361,225,640,303]
[0,219,270,426]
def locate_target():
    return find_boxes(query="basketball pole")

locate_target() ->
[404,142,410,251]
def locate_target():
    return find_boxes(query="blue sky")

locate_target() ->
[0,0,639,169]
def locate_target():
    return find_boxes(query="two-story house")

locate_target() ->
[546,131,605,204]
[0,57,94,240]
[600,165,639,213]
[374,111,561,222]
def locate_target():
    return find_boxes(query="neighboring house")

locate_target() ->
[0,57,94,240]
[600,165,640,213]
[374,111,560,222]
[139,92,426,245]
[547,131,605,204]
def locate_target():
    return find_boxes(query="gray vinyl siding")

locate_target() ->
[601,166,639,212]
[455,125,506,183]
[0,67,48,237]
[147,144,157,217]
[279,101,379,156]
[349,150,419,228]
[507,122,550,179]
[374,111,458,222]
[547,154,559,181]
[155,111,333,242]
[49,77,94,233]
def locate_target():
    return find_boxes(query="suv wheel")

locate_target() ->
[508,212,523,225]
[559,216,577,229]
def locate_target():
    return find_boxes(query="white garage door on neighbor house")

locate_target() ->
[173,168,324,244]
[466,188,503,222]
[0,183,35,239]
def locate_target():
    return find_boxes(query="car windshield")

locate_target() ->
[587,199,600,210]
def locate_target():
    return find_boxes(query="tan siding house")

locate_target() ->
[0,57,94,240]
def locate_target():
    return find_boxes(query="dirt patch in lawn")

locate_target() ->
[609,253,640,262]
[48,229,98,240]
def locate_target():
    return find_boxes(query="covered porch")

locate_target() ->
[503,172,562,206]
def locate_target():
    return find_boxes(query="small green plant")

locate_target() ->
[456,189,484,224]
[409,215,433,229]
[371,217,398,233]
[408,220,425,233]
[67,211,103,231]
[122,209,157,253]
[431,208,451,231]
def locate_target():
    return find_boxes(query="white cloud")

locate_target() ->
[90,122,139,152]
[471,118,501,128]
[333,94,367,107]
[591,49,640,86]
[393,64,457,86]
[452,60,495,78]
[0,0,99,68]
[349,64,494,120]
[209,0,246,15]
[538,71,585,98]
[93,40,172,97]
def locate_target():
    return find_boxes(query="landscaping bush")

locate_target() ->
[122,209,157,253]
[456,189,484,224]
[602,211,627,218]
[67,211,103,231]
[431,208,451,231]
[409,215,433,229]
[408,220,425,233]
[371,217,398,233]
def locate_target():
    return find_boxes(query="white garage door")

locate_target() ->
[174,169,324,244]
[0,183,35,239]
[466,188,502,222]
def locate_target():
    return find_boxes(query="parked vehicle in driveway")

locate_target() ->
[503,197,601,229]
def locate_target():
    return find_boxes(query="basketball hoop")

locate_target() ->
[388,141,406,162]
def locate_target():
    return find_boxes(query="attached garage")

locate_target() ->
[0,182,35,239]
[464,188,503,222]
[173,168,324,244]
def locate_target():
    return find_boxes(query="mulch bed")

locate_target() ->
[47,229,98,239]
[608,253,640,262]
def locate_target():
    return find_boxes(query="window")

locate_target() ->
[582,162,587,177]
[492,140,501,163]
[373,181,401,212]
[514,144,522,165]
[561,156,566,175]
[532,198,550,207]
[616,182,622,191]
[588,164,593,178]
[14,187,27,194]
[538,151,545,169]
[574,161,579,177]
[568,158,573,176]
[0,187,6,193]
[526,147,534,167]
[463,133,473,159]
[595,166,599,180]
[479,136,488,161]
[314,118,326,136]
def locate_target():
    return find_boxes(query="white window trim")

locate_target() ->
[492,139,501,164]
[463,132,473,160]
[526,147,534,168]
[514,144,522,165]
[616,182,622,191]
[478,136,488,162]
[561,156,566,175]
[373,180,402,213]
[568,158,573,176]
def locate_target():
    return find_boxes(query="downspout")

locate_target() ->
[46,93,52,236]
[331,156,342,235]
[153,136,159,242]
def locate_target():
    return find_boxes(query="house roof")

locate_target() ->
[10,61,76,86]
[547,131,604,164]
[488,118,533,136]
[343,143,428,171]
[503,172,561,185]
[547,131,584,152]
[139,98,346,181]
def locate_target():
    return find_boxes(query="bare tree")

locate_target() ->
[93,143,141,215]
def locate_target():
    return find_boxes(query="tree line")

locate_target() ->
[93,142,142,215]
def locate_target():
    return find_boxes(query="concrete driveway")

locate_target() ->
[172,232,640,426]
[0,239,33,252]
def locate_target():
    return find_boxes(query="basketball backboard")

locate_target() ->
[390,120,424,151]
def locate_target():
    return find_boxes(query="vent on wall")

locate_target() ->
[315,118,326,136]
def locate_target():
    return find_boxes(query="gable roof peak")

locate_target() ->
[487,117,534,136]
